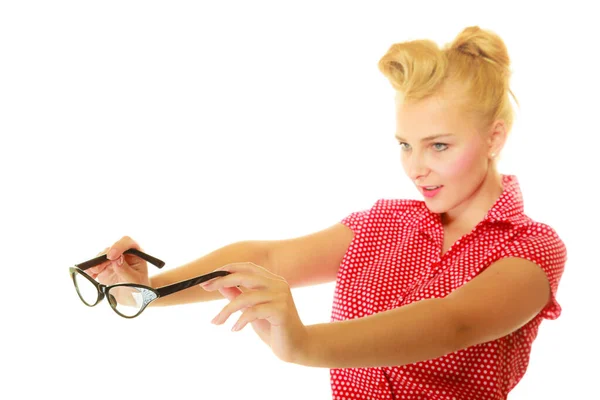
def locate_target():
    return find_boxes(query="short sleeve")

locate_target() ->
[340,207,370,235]
[339,198,410,235]
[500,227,567,320]
[340,199,386,235]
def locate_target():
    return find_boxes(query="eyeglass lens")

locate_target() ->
[73,271,100,306]
[107,286,155,317]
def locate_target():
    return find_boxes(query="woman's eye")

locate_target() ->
[397,142,448,152]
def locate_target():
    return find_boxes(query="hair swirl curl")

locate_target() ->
[378,26,519,135]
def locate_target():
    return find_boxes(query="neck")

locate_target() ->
[441,167,503,232]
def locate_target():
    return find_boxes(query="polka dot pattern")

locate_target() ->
[329,174,567,400]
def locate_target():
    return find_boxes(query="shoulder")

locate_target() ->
[340,198,426,233]
[345,198,424,217]
[509,215,566,254]
[500,218,568,281]
[371,198,426,215]
[359,198,429,224]
[370,198,431,225]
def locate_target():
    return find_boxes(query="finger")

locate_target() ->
[216,262,281,279]
[96,265,114,282]
[207,262,280,290]
[85,266,103,277]
[86,248,112,276]
[87,241,127,276]
[198,272,229,287]
[89,256,128,277]
[106,236,142,261]
[202,272,283,292]
[88,248,127,275]
[217,286,242,302]
[211,290,274,325]
[96,247,110,257]
[231,303,276,332]
[96,260,136,284]
[113,263,139,283]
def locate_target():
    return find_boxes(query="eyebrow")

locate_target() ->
[395,133,454,142]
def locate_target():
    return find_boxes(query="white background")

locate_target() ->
[1,1,597,399]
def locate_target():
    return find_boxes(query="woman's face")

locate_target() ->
[395,94,498,217]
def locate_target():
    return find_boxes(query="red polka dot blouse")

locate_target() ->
[330,174,567,400]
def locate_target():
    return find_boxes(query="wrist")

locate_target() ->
[289,324,320,367]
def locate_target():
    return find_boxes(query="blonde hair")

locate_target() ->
[378,26,519,135]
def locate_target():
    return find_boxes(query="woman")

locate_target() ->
[84,26,567,399]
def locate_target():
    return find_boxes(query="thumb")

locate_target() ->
[113,258,140,283]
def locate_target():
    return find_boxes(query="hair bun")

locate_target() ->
[448,26,510,70]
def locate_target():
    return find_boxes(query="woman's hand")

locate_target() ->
[199,262,308,363]
[85,236,151,287]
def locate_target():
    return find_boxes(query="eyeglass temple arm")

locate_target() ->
[155,270,231,297]
[75,248,166,271]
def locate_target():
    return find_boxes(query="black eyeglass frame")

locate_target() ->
[69,248,230,318]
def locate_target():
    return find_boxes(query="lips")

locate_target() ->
[419,185,443,198]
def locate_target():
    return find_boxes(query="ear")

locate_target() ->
[487,119,507,158]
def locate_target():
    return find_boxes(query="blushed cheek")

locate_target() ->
[438,146,480,178]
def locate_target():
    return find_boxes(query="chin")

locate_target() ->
[423,199,448,214]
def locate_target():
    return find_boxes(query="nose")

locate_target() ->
[404,150,429,181]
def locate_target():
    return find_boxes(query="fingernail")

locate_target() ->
[107,249,118,260]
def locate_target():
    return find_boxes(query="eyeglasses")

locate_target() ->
[69,248,230,318]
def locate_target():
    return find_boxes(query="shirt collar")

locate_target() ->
[413,174,525,235]
[484,174,525,224]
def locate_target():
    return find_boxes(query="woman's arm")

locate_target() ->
[149,221,354,306]
[148,240,270,306]
[299,297,457,368]
[296,256,551,368]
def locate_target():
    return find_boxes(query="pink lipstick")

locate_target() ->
[421,185,443,198]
